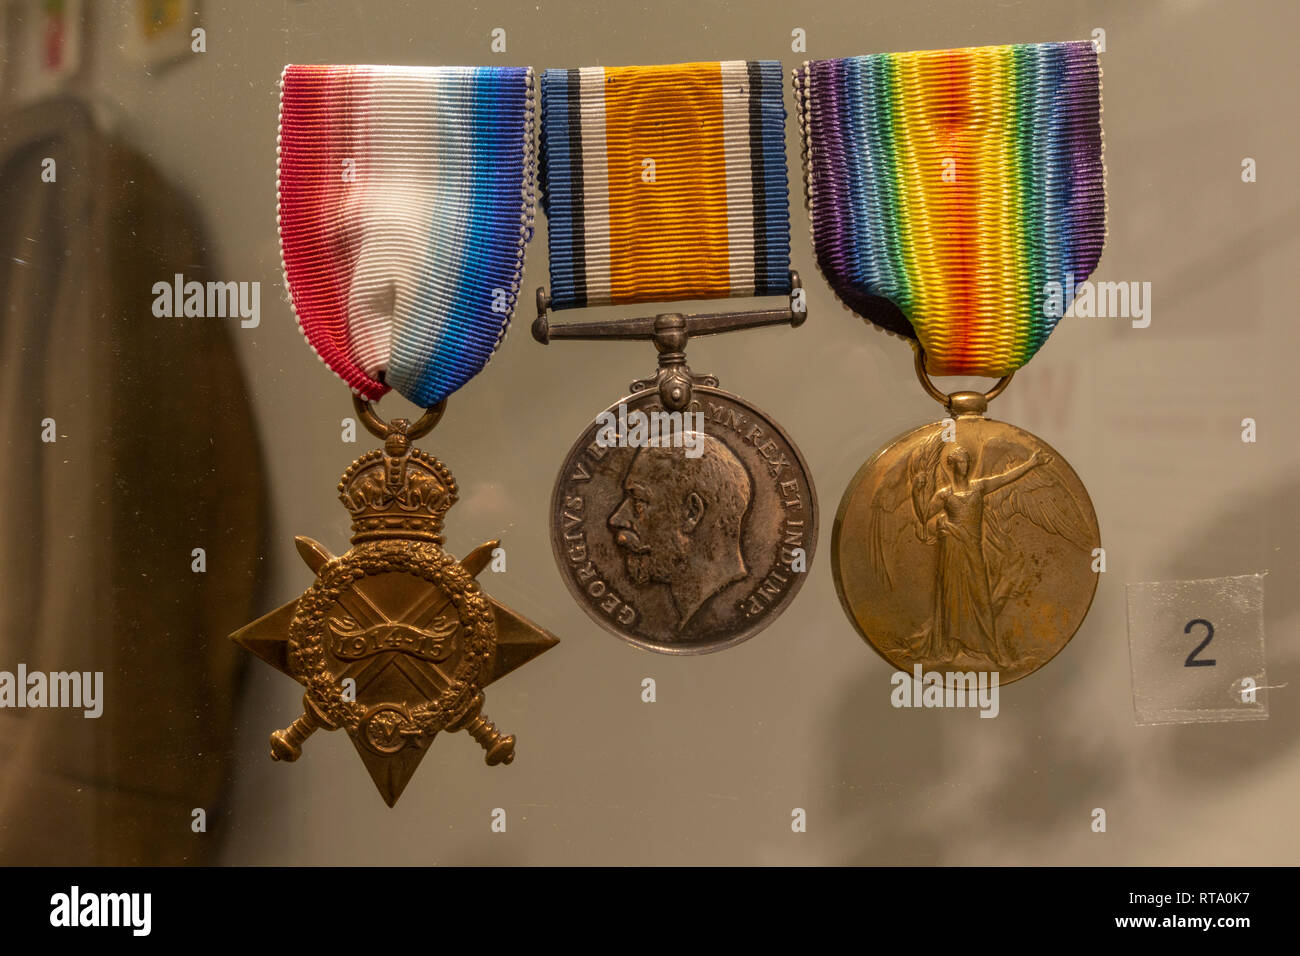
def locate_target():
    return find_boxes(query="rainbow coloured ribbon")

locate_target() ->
[795,42,1106,376]
[540,61,791,309]
[277,65,536,406]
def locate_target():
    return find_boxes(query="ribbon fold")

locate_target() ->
[795,42,1106,376]
[278,64,536,406]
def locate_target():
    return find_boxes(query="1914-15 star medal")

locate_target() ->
[231,403,559,806]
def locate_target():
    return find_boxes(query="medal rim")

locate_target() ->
[549,383,819,656]
[830,414,1100,686]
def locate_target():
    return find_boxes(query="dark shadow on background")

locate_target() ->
[0,97,269,865]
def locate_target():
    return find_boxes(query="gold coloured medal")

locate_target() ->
[832,357,1099,684]
[256,64,554,803]
[796,43,1108,682]
[231,402,558,805]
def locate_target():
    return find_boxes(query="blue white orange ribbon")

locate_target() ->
[277,65,536,406]
[540,61,792,309]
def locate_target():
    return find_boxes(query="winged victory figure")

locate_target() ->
[868,431,1093,669]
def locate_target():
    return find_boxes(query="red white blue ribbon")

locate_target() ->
[277,65,536,406]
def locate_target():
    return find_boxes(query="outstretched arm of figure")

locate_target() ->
[977,450,1052,495]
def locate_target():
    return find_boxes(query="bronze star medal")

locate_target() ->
[231,400,559,806]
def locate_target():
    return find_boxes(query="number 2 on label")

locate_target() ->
[1183,618,1216,667]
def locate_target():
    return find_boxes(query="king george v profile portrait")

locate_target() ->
[607,434,754,629]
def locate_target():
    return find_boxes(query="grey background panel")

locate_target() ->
[10,0,1297,865]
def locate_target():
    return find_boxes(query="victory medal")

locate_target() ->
[231,65,558,806]
[796,43,1106,683]
[534,62,817,654]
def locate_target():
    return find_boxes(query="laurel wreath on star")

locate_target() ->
[287,539,496,737]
